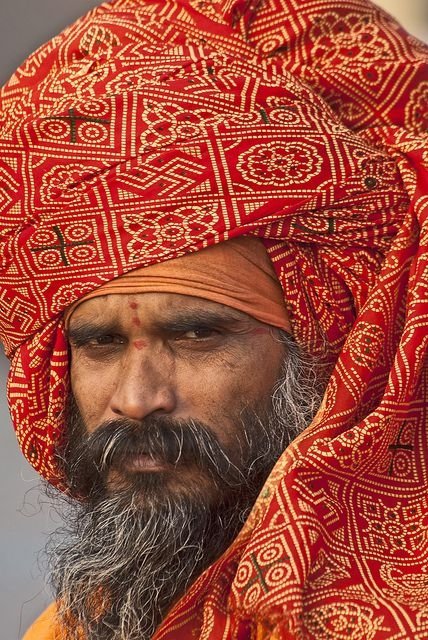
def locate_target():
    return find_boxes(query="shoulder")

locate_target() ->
[22,602,63,640]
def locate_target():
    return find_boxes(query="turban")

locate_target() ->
[1,0,428,638]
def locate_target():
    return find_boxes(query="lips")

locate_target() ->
[124,453,169,473]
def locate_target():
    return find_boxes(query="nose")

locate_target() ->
[110,346,177,421]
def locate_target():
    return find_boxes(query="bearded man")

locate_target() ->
[46,238,326,639]
[1,0,427,639]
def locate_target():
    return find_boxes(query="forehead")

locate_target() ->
[68,291,251,328]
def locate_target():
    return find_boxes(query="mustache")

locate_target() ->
[65,415,248,496]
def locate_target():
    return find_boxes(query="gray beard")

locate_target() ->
[46,333,324,640]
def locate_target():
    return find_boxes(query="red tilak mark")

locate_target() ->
[132,317,141,327]
[133,340,147,350]
[129,301,138,310]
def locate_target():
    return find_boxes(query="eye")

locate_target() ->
[93,335,120,345]
[179,327,219,340]
[90,334,127,347]
[70,334,126,348]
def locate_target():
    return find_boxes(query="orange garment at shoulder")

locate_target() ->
[23,603,64,640]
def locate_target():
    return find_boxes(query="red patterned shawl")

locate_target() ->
[1,1,428,638]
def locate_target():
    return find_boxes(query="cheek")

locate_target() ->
[175,355,253,425]
[70,357,115,430]
[252,348,282,394]
[176,336,283,413]
[174,356,236,414]
[215,337,284,409]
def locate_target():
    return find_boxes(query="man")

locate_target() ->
[0,0,427,638]
[43,239,326,639]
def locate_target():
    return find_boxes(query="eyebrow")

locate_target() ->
[157,307,248,331]
[67,307,249,343]
[67,321,120,345]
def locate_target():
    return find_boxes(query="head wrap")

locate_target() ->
[1,0,427,638]
[64,236,291,331]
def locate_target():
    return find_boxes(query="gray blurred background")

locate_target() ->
[1,1,427,638]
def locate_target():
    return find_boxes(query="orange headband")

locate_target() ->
[65,237,291,332]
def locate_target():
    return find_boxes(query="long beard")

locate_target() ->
[47,334,324,639]
[49,485,246,640]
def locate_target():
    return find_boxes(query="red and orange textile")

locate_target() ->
[1,0,428,638]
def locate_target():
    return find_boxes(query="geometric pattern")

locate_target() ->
[1,0,427,638]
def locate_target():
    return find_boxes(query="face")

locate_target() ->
[55,298,319,640]
[68,292,285,498]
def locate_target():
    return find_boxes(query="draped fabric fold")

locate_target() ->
[1,0,427,637]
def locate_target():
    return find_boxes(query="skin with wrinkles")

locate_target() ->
[68,291,286,496]
[49,310,322,640]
